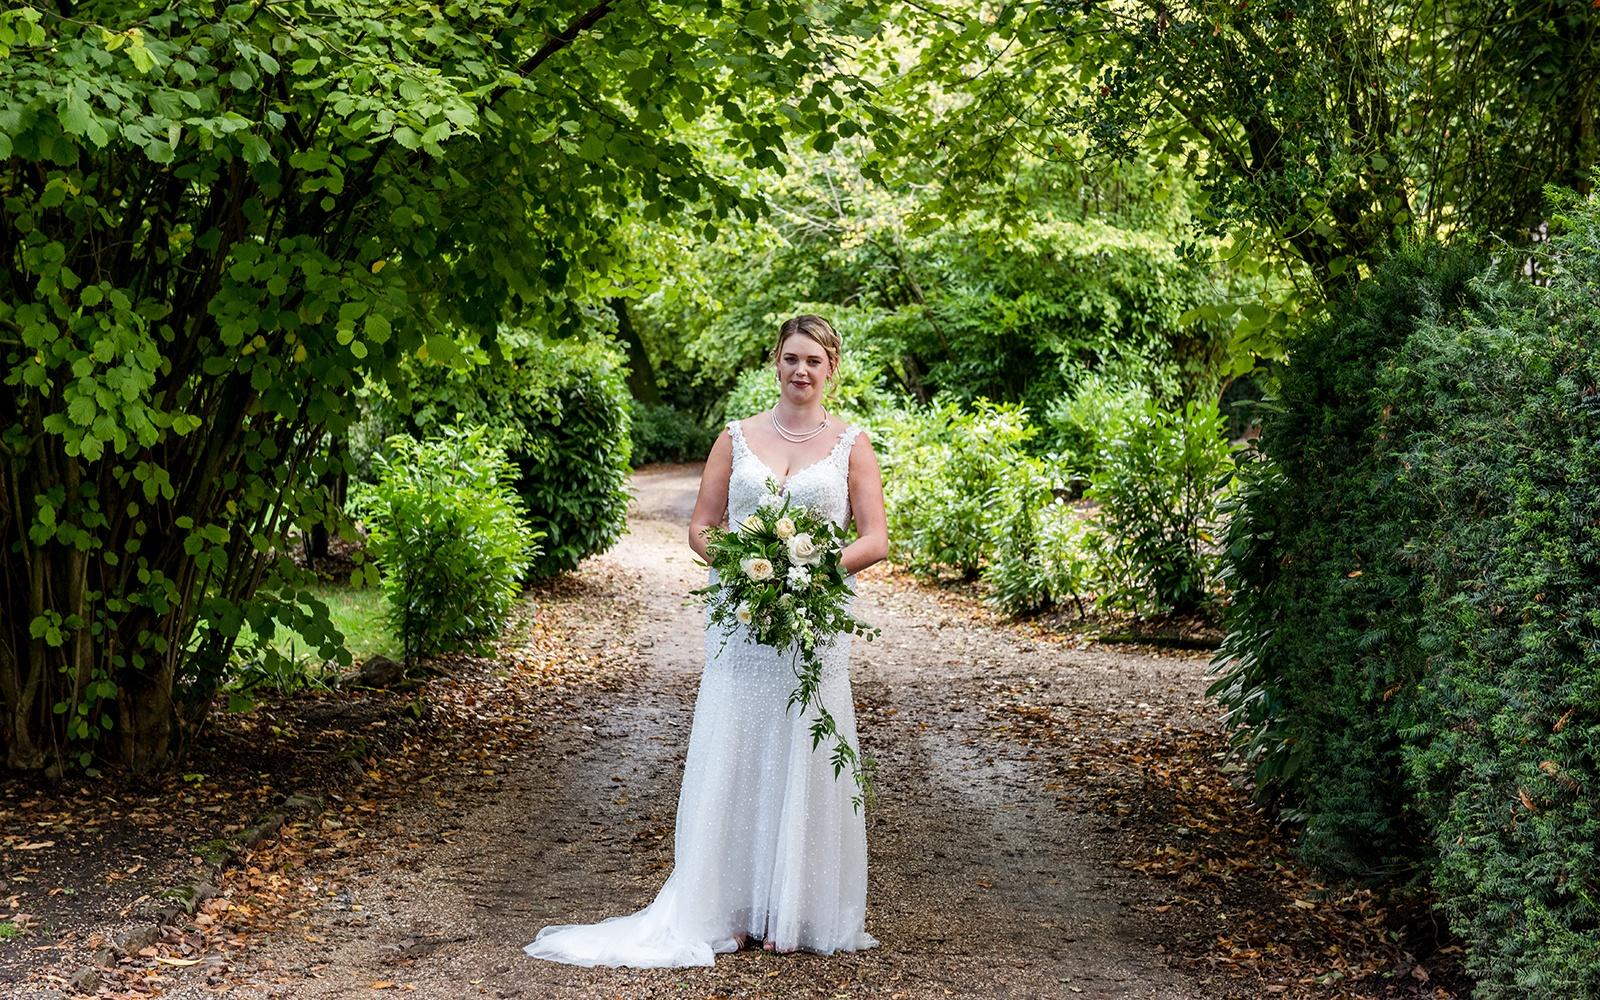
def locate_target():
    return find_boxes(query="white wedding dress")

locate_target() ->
[523,418,878,967]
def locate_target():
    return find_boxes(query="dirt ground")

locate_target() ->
[7,463,1459,1000]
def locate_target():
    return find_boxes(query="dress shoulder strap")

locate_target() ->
[832,423,863,468]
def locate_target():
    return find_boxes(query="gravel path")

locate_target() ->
[159,463,1234,1000]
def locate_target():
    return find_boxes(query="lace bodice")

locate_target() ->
[726,418,861,531]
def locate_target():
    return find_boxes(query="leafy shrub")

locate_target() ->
[1086,396,1235,616]
[352,427,539,661]
[1210,206,1600,993]
[1385,202,1600,996]
[982,457,1097,617]
[359,328,631,580]
[875,398,1035,578]
[1043,368,1154,484]
[630,401,715,466]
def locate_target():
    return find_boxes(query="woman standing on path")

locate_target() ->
[523,314,890,967]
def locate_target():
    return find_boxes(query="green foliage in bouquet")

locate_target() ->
[692,482,882,812]
[351,426,538,662]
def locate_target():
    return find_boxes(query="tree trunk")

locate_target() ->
[609,297,659,405]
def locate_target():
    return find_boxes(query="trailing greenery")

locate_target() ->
[359,329,633,580]
[1086,397,1236,616]
[1212,193,1600,993]
[0,0,890,774]
[352,427,537,661]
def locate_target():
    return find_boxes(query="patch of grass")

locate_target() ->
[305,582,396,662]
[0,921,22,940]
[243,582,398,665]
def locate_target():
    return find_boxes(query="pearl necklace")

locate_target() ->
[770,407,830,443]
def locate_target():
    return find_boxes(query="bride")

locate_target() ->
[523,314,888,966]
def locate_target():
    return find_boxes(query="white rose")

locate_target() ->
[786,532,823,567]
[786,565,811,589]
[740,556,775,581]
[734,602,753,625]
[740,514,765,534]
[774,516,796,540]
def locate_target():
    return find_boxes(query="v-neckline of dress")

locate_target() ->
[734,417,851,491]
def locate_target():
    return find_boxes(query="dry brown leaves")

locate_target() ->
[980,681,1463,1000]
[10,577,642,998]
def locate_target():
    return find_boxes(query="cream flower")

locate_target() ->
[786,564,811,589]
[734,602,754,625]
[740,556,775,581]
[786,532,822,566]
[740,514,765,535]
[774,516,796,540]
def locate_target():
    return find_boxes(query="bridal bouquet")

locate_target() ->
[691,480,881,811]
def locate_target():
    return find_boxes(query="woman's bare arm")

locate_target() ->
[687,430,733,563]
[841,432,888,575]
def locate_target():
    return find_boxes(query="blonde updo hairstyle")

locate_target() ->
[772,314,843,401]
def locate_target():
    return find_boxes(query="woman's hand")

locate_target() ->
[841,431,888,575]
[687,430,733,563]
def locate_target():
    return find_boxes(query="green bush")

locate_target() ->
[876,398,1035,578]
[629,401,716,466]
[352,427,539,661]
[1386,205,1600,996]
[1043,368,1155,485]
[982,457,1097,617]
[1210,204,1600,993]
[360,328,632,580]
[1086,396,1235,616]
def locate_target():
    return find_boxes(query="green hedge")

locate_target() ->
[1211,193,1600,995]
[360,328,632,580]
[1209,242,1486,873]
[352,426,538,660]
[629,401,716,466]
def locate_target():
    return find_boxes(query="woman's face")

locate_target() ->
[775,333,832,404]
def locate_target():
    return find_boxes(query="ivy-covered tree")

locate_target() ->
[0,0,891,774]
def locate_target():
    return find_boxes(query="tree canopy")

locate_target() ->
[0,0,892,773]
